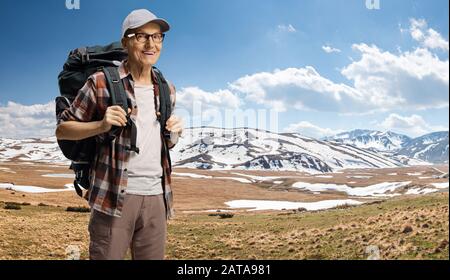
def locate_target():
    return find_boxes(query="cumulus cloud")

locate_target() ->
[0,101,56,139]
[376,113,448,137]
[322,45,341,53]
[176,87,242,111]
[232,19,448,114]
[409,18,449,51]
[229,66,365,113]
[341,43,449,110]
[174,86,244,129]
[284,121,343,139]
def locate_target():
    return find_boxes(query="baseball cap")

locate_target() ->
[122,9,170,38]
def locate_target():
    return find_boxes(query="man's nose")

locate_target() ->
[145,38,156,48]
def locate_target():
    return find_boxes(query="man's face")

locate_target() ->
[122,22,163,67]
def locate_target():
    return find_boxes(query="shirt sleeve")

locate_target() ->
[58,77,98,125]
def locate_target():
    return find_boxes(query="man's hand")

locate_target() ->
[100,106,131,133]
[166,115,184,135]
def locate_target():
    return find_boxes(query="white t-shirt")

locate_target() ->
[126,83,163,196]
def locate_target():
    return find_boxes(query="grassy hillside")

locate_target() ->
[0,192,448,260]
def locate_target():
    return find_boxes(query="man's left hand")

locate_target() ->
[166,115,184,135]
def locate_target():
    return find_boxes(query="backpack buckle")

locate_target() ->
[126,145,140,154]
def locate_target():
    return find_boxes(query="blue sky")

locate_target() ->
[0,0,448,139]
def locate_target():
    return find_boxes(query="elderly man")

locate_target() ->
[56,9,183,260]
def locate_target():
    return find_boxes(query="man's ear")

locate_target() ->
[121,38,128,51]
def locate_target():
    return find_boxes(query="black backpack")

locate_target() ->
[56,42,172,197]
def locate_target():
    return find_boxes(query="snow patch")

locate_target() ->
[431,182,449,189]
[0,183,74,193]
[225,199,363,211]
[406,172,423,176]
[292,181,411,197]
[41,173,74,178]
[346,175,373,179]
[172,172,212,179]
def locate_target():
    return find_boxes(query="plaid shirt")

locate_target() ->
[58,60,176,219]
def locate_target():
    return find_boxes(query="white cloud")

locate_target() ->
[0,101,56,139]
[174,87,243,129]
[230,66,365,113]
[342,43,449,110]
[176,86,242,110]
[277,24,297,33]
[376,113,448,137]
[322,45,341,53]
[284,121,344,139]
[234,19,449,114]
[409,18,449,51]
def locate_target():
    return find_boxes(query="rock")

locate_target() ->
[438,240,448,249]
[218,213,234,219]
[402,225,413,234]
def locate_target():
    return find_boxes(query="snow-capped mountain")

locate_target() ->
[170,127,404,173]
[325,129,449,164]
[397,132,449,164]
[1,128,446,173]
[324,129,412,151]
[0,136,69,164]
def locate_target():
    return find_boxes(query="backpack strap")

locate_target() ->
[102,66,139,154]
[152,67,172,139]
[103,66,128,114]
[153,67,173,172]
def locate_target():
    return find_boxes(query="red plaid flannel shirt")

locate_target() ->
[58,60,176,219]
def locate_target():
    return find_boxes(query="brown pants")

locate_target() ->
[88,194,167,260]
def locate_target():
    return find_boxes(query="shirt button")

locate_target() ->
[121,190,125,193]
[124,169,128,172]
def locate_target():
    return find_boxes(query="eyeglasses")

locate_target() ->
[127,32,165,43]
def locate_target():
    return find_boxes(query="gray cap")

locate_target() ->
[122,9,170,38]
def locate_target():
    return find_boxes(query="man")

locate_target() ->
[55,9,183,260]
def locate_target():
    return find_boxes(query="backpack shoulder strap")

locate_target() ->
[102,66,139,154]
[152,66,174,173]
[102,66,128,113]
[152,67,172,138]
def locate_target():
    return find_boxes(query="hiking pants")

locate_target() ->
[88,194,167,260]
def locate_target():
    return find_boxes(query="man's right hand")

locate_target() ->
[100,106,132,133]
